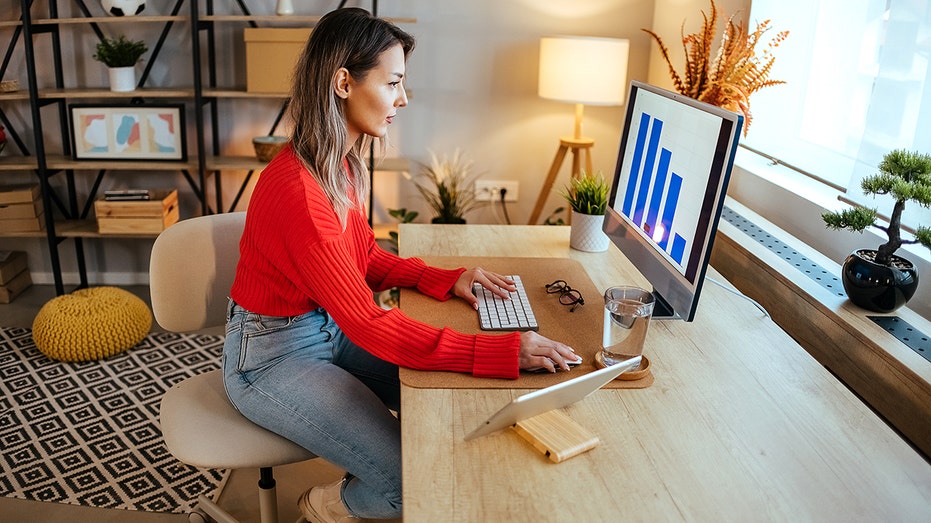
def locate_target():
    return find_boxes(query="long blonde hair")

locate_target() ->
[289,8,415,225]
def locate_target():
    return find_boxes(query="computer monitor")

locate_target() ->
[603,81,743,321]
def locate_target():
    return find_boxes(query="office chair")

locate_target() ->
[150,213,316,523]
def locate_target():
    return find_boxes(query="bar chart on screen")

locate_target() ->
[618,108,717,273]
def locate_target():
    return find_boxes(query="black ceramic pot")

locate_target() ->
[841,249,919,313]
[431,216,466,224]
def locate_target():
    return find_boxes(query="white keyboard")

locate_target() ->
[474,275,539,331]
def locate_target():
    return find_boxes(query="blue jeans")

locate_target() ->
[223,300,402,519]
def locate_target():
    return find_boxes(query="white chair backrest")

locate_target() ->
[149,212,246,332]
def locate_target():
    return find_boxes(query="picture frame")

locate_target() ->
[69,104,187,161]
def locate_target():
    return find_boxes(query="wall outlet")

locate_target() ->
[475,180,519,202]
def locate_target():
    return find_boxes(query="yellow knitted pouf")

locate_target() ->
[32,286,152,362]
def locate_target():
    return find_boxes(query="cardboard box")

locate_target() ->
[95,189,179,234]
[0,184,44,232]
[0,183,40,205]
[0,196,43,220]
[0,214,45,233]
[244,27,312,93]
[0,268,31,303]
[0,251,28,285]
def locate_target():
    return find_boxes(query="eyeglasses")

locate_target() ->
[545,280,585,312]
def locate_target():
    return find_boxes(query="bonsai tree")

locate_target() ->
[562,171,609,216]
[822,148,931,266]
[93,34,148,68]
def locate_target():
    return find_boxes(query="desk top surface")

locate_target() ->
[397,224,931,522]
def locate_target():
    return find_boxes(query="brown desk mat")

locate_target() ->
[399,257,653,390]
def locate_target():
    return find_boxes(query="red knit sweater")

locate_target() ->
[230,147,521,379]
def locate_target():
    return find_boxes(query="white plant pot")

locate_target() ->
[569,210,609,252]
[108,66,136,92]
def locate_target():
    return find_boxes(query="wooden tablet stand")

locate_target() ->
[512,409,600,463]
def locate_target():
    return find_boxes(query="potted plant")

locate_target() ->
[93,34,148,92]
[643,0,788,134]
[412,150,483,224]
[822,149,931,312]
[562,171,609,252]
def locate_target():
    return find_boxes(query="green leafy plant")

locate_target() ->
[93,35,148,68]
[544,206,566,226]
[386,207,418,250]
[562,171,609,216]
[822,149,931,266]
[412,149,483,224]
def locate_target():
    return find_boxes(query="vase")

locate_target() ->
[276,0,294,15]
[841,249,919,313]
[569,211,609,252]
[108,66,136,92]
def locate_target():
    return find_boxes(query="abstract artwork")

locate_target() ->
[69,105,186,161]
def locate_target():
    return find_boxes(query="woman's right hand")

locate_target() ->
[518,331,577,373]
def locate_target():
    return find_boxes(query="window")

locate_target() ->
[744,0,931,231]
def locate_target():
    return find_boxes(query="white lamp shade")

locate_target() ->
[538,36,630,106]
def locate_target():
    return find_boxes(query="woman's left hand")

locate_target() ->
[452,268,515,310]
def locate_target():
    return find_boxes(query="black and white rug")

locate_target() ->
[0,326,229,513]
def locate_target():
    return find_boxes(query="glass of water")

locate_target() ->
[602,286,655,368]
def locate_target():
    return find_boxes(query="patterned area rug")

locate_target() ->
[0,326,229,513]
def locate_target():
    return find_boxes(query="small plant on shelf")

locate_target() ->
[93,34,148,68]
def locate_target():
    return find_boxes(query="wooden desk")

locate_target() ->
[398,224,931,522]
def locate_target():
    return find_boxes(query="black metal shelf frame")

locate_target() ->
[7,0,207,295]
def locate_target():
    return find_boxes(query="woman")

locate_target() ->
[223,8,576,522]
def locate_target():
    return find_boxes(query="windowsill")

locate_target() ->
[729,146,931,320]
[733,147,842,212]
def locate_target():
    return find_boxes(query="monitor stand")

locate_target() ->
[650,289,680,320]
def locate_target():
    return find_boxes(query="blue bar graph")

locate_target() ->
[622,112,687,265]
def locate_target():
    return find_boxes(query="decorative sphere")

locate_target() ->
[100,0,146,17]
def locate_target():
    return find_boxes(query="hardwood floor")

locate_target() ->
[0,284,344,523]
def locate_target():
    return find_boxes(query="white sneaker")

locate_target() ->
[298,479,359,523]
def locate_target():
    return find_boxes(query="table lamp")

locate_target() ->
[528,36,629,224]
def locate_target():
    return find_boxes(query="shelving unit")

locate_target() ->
[1,0,413,295]
[189,1,413,215]
[3,0,200,294]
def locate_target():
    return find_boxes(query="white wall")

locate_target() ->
[14,0,926,323]
[3,0,654,284]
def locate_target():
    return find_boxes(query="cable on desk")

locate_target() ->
[499,188,512,225]
[705,276,771,318]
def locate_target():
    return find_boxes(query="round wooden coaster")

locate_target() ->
[594,352,651,381]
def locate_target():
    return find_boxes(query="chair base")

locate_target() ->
[187,466,308,523]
